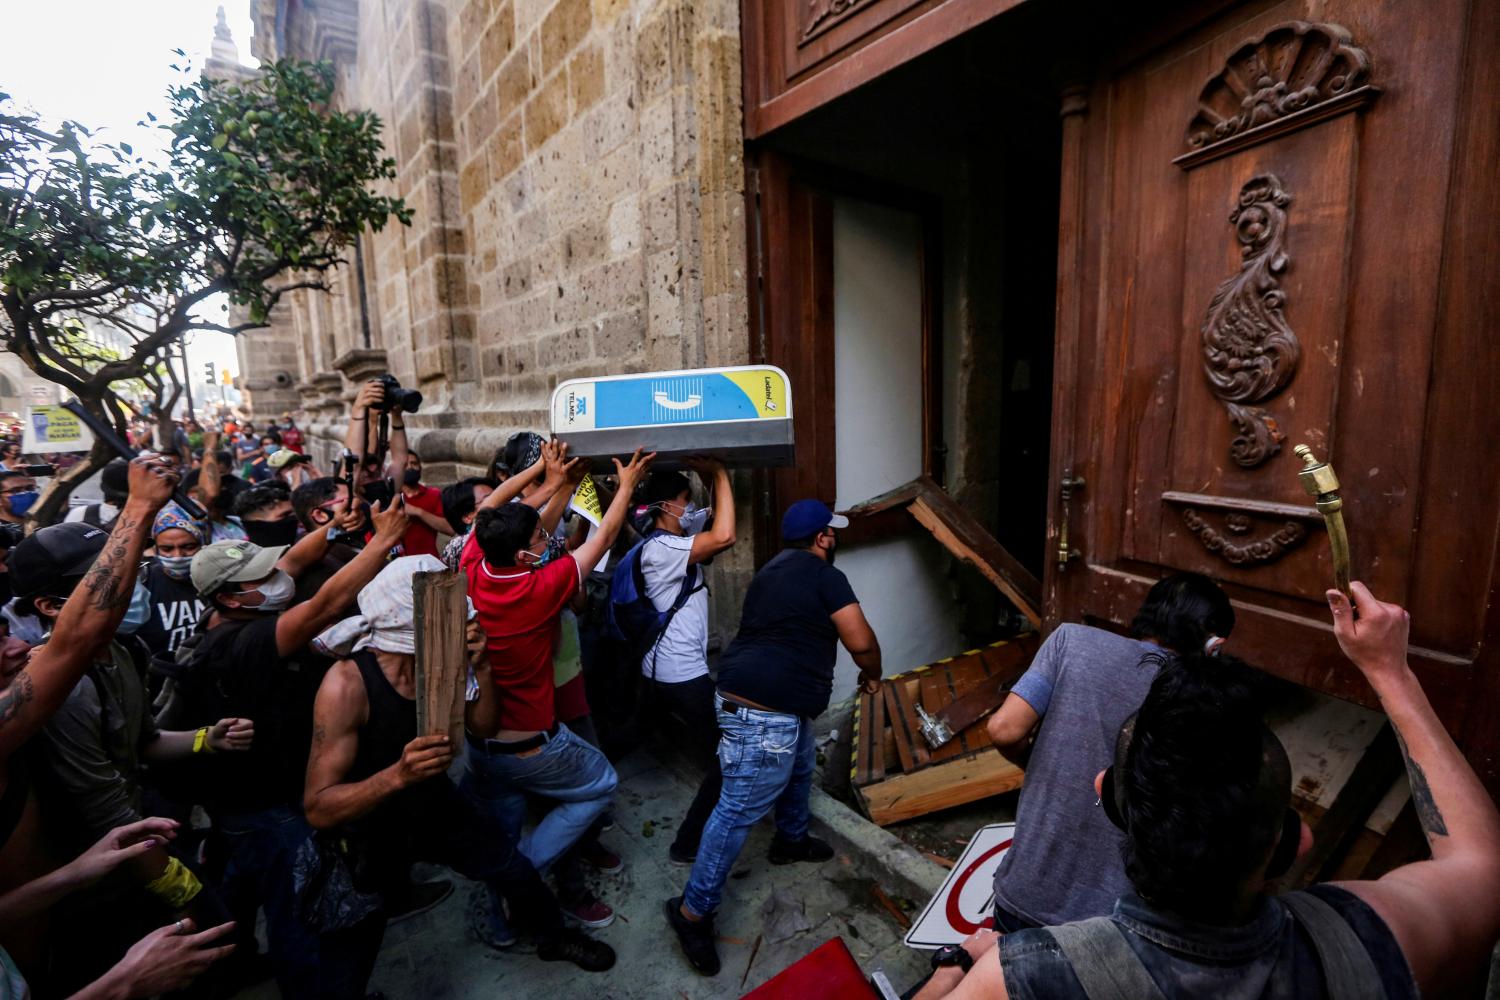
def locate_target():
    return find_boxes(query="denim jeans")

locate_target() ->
[649,673,722,856]
[214,804,321,999]
[681,694,815,917]
[460,722,618,873]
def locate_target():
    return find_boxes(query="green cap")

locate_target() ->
[190,540,288,596]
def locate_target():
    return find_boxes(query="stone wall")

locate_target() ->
[236,0,756,639]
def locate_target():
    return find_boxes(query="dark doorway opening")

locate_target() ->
[751,10,1062,597]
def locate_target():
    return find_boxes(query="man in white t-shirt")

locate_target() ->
[637,459,737,866]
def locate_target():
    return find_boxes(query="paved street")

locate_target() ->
[239,749,930,999]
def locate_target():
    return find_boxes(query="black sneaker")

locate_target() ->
[537,929,616,972]
[388,878,455,924]
[668,842,697,867]
[665,895,720,976]
[768,834,835,865]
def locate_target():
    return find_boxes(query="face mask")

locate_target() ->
[264,445,280,456]
[235,569,296,613]
[677,503,711,536]
[159,554,194,581]
[6,491,38,517]
[403,469,423,487]
[823,532,837,567]
[244,517,299,548]
[118,579,152,634]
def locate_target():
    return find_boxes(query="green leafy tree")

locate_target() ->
[0,58,410,524]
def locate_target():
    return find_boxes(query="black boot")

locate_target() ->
[537,928,616,972]
[768,833,835,865]
[664,896,720,975]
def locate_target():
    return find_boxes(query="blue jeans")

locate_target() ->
[215,804,321,999]
[681,695,815,917]
[460,722,618,872]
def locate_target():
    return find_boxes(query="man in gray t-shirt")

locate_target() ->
[985,572,1234,928]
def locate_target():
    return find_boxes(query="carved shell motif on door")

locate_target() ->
[1201,173,1299,469]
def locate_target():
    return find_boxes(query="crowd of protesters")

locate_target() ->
[0,376,1496,1000]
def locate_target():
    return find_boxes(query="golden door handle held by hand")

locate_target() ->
[1294,444,1351,599]
[1057,469,1086,569]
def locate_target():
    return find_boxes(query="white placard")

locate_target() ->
[904,822,1016,950]
[22,404,94,453]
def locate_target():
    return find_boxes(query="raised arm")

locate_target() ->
[1328,582,1500,996]
[832,603,882,695]
[0,456,175,760]
[273,500,409,657]
[476,455,545,515]
[537,444,586,537]
[685,458,736,565]
[571,449,653,578]
[304,661,452,829]
[194,430,222,515]
[276,521,336,578]
[343,380,383,456]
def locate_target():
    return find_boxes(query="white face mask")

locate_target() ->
[236,569,296,613]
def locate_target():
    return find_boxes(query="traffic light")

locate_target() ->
[221,368,232,386]
[203,361,215,385]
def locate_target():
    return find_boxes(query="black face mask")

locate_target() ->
[244,516,300,548]
[403,469,422,488]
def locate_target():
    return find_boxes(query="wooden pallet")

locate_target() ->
[851,633,1040,826]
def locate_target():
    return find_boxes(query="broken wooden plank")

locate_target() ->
[869,676,887,782]
[1274,722,1403,892]
[854,687,874,787]
[936,680,1007,737]
[909,494,1040,626]
[414,569,470,747]
[884,682,917,775]
[841,475,1042,625]
[858,750,1025,826]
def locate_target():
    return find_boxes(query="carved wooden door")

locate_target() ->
[1046,0,1500,783]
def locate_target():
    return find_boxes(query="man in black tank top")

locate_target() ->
[303,557,615,997]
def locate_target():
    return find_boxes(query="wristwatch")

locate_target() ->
[931,944,973,974]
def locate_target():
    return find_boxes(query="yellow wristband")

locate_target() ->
[146,856,203,909]
[193,727,215,754]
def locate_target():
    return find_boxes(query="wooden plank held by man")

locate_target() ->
[414,569,469,746]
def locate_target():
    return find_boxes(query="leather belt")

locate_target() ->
[465,722,561,755]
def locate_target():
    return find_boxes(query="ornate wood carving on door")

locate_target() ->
[1200,173,1299,468]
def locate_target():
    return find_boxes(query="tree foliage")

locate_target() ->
[0,58,410,521]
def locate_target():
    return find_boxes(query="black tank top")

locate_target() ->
[349,650,417,788]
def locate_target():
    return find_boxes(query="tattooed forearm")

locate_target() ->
[80,511,142,612]
[0,671,35,730]
[1395,729,1449,839]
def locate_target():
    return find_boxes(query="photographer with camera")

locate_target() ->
[342,377,448,557]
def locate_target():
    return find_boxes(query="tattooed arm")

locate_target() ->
[1328,583,1500,996]
[0,456,177,761]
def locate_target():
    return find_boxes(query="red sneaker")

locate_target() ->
[579,840,624,874]
[563,893,616,929]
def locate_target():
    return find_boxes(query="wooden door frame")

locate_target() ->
[746,148,947,563]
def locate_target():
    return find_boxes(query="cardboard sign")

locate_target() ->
[904,822,1016,949]
[569,474,604,526]
[550,365,795,468]
[23,404,93,453]
[413,569,469,747]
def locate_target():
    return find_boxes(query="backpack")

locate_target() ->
[604,532,706,676]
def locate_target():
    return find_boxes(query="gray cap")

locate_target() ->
[190,540,288,596]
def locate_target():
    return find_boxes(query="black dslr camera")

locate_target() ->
[372,373,423,414]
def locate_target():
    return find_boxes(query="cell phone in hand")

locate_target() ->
[22,464,56,477]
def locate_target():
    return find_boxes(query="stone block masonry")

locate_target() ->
[241,0,756,642]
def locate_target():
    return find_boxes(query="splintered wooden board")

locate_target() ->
[414,569,470,747]
[852,634,1039,826]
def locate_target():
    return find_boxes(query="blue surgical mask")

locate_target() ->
[7,490,38,517]
[677,503,711,536]
[118,579,152,634]
[159,554,194,581]
[264,445,280,456]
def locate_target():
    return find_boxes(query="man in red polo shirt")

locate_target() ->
[395,450,448,558]
[459,447,651,935]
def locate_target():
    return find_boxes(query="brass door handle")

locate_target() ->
[1058,469,1086,568]
[1294,445,1351,599]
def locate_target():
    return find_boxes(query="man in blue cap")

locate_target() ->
[665,498,883,976]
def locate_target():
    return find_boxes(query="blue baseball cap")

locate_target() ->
[781,499,849,542]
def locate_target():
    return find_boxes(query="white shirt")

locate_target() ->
[638,533,709,683]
